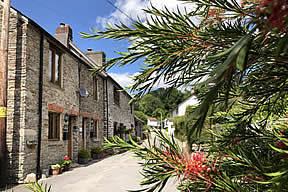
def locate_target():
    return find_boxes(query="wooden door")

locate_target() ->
[82,118,85,149]
[68,117,72,158]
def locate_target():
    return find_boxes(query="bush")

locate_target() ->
[91,146,103,154]
[135,111,148,124]
[78,149,90,158]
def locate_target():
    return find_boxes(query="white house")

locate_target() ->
[171,95,198,117]
[147,117,160,128]
[164,118,174,135]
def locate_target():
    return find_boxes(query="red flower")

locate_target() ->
[276,141,287,149]
[64,156,70,160]
[256,0,288,33]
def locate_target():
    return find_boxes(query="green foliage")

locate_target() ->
[173,115,186,141]
[142,125,151,137]
[78,149,90,158]
[152,108,166,120]
[91,146,103,154]
[135,88,191,120]
[51,164,60,169]
[134,110,148,124]
[173,105,211,144]
[25,182,51,192]
[150,88,191,113]
[59,160,71,168]
[82,0,288,191]
[104,130,253,191]
[139,94,164,117]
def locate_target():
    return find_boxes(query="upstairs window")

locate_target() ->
[49,47,62,86]
[48,112,60,140]
[113,86,120,106]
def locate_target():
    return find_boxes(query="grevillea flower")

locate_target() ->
[256,0,288,33]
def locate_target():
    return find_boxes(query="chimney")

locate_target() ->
[84,49,106,67]
[54,23,73,47]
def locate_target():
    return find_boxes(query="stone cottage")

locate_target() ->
[0,2,138,184]
[83,50,137,141]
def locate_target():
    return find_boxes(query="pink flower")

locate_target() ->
[64,156,70,160]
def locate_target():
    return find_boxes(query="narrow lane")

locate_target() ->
[8,152,178,192]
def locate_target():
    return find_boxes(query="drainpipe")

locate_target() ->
[106,78,109,138]
[36,32,44,180]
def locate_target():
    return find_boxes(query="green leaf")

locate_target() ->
[264,170,288,177]
[236,43,249,71]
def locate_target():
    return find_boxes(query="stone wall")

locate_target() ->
[0,4,30,183]
[1,3,135,184]
[79,64,105,151]
[1,5,107,182]
[106,77,135,139]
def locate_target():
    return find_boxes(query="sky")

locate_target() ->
[10,0,190,89]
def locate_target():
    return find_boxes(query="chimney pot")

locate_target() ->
[55,23,73,46]
[87,48,92,52]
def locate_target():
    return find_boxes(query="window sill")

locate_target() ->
[48,139,60,141]
[48,81,64,91]
[47,139,64,146]
[91,138,100,142]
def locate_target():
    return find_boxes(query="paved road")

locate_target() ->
[7,152,178,192]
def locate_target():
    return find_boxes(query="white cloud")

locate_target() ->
[96,0,193,28]
[109,72,135,88]
[108,72,170,91]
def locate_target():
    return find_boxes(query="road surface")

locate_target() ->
[6,151,178,192]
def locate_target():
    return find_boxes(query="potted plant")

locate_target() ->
[78,149,90,164]
[59,165,64,174]
[91,146,103,159]
[60,156,72,171]
[51,164,60,175]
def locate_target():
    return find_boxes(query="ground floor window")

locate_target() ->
[48,112,60,140]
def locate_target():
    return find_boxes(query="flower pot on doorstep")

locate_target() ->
[78,157,89,164]
[52,168,59,175]
[91,153,101,160]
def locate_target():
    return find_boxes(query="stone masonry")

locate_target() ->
[0,2,136,184]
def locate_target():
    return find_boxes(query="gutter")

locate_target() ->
[36,32,44,180]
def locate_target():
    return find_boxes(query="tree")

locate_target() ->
[139,94,164,116]
[152,108,166,120]
[134,110,148,124]
[83,0,288,191]
[148,88,191,115]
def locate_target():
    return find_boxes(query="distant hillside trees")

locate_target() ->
[135,88,191,122]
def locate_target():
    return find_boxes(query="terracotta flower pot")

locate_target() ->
[59,168,64,174]
[52,168,59,175]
